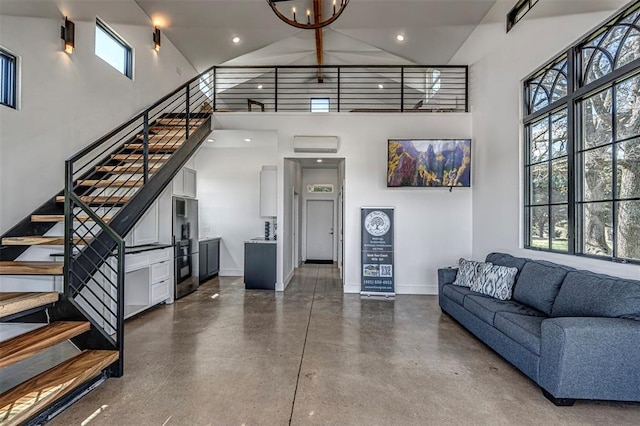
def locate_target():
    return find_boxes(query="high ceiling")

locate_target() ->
[135,0,498,70]
[0,0,632,72]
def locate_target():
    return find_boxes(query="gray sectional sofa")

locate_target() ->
[438,252,640,405]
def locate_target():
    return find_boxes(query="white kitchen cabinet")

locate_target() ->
[183,168,197,198]
[131,200,159,246]
[173,167,197,198]
[122,246,174,319]
[260,165,277,217]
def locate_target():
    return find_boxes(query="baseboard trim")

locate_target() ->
[219,269,242,277]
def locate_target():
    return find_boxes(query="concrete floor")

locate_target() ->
[51,264,640,425]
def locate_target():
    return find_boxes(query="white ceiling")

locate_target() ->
[135,0,498,71]
[0,0,632,72]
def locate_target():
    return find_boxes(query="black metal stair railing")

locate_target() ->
[63,67,215,374]
[212,65,468,113]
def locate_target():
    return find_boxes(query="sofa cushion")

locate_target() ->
[494,312,544,355]
[470,263,518,301]
[442,284,475,305]
[452,258,484,288]
[485,252,528,281]
[463,294,545,325]
[552,271,640,320]
[513,261,571,315]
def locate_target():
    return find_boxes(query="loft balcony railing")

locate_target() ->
[204,65,468,113]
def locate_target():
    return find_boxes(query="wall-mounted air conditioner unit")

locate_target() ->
[293,135,339,153]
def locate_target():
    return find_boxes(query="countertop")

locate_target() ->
[124,243,173,255]
[245,237,277,244]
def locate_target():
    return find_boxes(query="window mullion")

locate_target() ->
[567,48,577,255]
[547,114,553,250]
[611,84,618,259]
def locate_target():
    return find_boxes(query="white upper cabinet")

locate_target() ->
[132,200,159,246]
[260,165,277,217]
[173,167,197,198]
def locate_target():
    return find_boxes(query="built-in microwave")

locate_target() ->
[175,198,186,218]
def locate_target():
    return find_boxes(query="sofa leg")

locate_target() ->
[542,389,575,406]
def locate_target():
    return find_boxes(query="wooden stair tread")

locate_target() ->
[0,321,90,369]
[1,236,90,246]
[154,118,206,126]
[95,164,163,173]
[31,215,113,223]
[0,350,119,425]
[75,179,143,188]
[55,195,132,204]
[125,142,182,151]
[110,153,171,162]
[0,293,59,319]
[0,261,63,275]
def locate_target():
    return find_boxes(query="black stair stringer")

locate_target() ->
[69,116,211,290]
[0,194,63,261]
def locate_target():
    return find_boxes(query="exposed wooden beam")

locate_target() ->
[314,0,324,83]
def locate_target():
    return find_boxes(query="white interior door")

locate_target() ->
[306,200,334,260]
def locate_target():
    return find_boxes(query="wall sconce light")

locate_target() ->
[153,27,161,51]
[61,17,75,54]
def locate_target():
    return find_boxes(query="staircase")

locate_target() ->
[0,70,214,425]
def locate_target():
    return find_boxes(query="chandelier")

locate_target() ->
[267,0,350,30]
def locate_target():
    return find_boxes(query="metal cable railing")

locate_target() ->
[212,65,468,113]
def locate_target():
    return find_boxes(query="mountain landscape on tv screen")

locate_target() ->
[387,139,471,187]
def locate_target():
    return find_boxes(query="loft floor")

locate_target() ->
[50,264,640,425]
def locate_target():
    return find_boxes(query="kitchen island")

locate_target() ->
[244,238,276,290]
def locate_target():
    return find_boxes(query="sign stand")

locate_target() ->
[360,207,395,297]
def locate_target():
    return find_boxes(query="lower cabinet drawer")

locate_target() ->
[151,261,171,284]
[151,280,170,304]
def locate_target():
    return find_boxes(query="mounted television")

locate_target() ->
[387,139,471,187]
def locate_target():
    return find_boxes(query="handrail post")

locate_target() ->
[64,160,73,295]
[274,67,278,112]
[142,113,149,184]
[115,238,125,377]
[400,67,405,112]
[213,68,217,112]
[185,85,191,139]
[337,67,341,112]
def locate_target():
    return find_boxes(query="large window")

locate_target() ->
[95,19,132,79]
[523,3,640,263]
[0,48,17,108]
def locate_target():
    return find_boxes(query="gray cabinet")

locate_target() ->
[199,238,220,281]
[244,241,276,290]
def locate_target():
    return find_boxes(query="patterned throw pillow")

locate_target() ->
[452,258,484,288]
[470,263,518,301]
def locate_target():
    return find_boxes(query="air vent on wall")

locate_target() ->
[293,135,339,153]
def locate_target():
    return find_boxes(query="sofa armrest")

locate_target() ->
[540,317,640,401]
[437,268,458,295]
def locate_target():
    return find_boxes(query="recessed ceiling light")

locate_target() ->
[396,34,405,42]
[232,36,241,44]
[207,138,214,143]
[244,138,252,142]
[257,84,263,89]
[316,159,323,163]
[378,84,384,89]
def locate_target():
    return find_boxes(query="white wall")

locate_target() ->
[213,113,473,294]
[451,0,639,280]
[301,168,339,262]
[195,131,278,276]
[0,10,197,233]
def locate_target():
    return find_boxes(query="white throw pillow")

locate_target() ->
[452,258,485,288]
[470,263,518,301]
